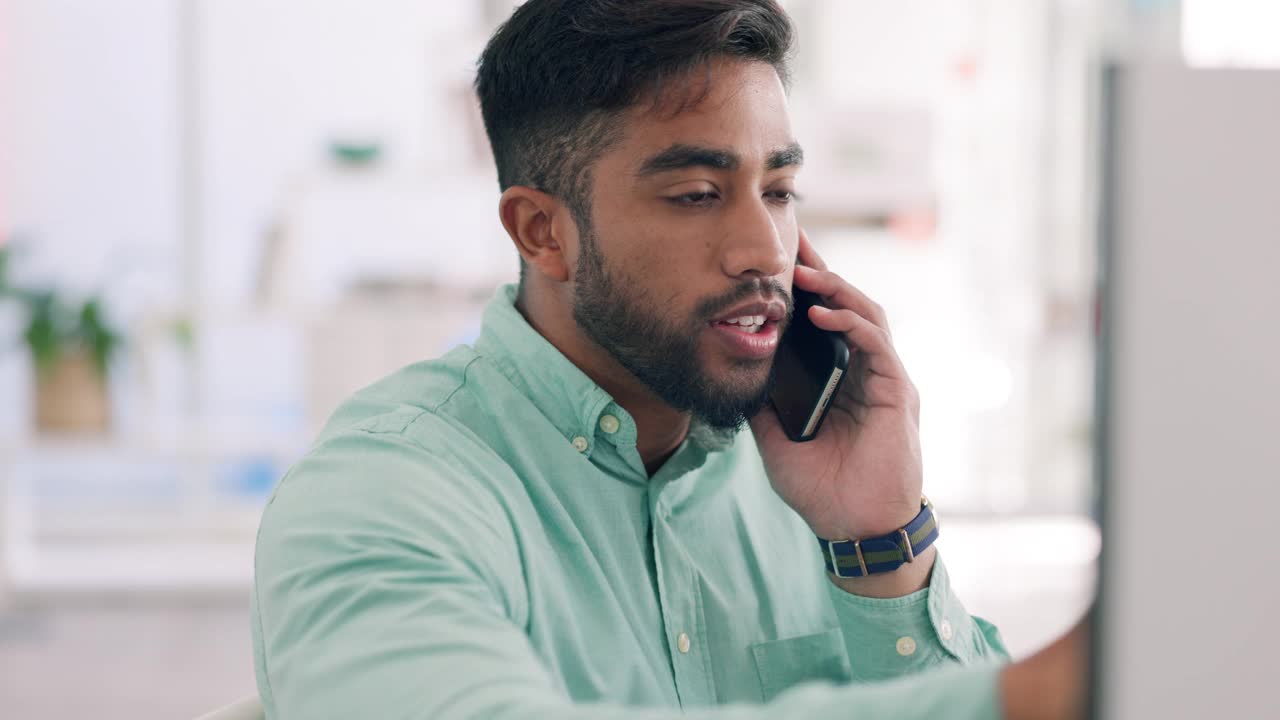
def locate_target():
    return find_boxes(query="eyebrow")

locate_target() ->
[635,141,804,177]
[767,142,805,171]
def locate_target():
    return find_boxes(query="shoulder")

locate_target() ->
[311,345,484,441]
[255,403,529,616]
[264,400,515,543]
[256,344,530,579]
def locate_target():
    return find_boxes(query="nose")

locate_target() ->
[720,194,791,280]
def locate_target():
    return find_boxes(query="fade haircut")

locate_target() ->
[474,0,795,279]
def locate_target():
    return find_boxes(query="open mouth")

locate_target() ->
[712,314,771,334]
[707,315,782,360]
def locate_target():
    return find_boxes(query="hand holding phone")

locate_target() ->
[751,228,924,550]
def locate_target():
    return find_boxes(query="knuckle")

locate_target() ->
[886,383,913,407]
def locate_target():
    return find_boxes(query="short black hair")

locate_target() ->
[474,0,795,277]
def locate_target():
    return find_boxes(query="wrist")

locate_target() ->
[813,496,925,541]
[818,496,938,586]
[828,544,934,598]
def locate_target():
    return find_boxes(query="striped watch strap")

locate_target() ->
[817,497,939,578]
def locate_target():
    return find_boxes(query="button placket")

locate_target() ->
[926,554,967,661]
[649,481,712,705]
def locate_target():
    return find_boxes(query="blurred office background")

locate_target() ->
[1,0,1274,717]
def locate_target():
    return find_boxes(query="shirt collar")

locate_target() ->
[473,284,735,463]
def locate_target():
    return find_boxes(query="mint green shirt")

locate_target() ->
[251,284,1009,719]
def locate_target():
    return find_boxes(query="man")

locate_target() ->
[251,1,1085,717]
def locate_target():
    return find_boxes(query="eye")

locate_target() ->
[669,191,719,207]
[767,189,798,204]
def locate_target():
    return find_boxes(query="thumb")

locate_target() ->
[748,404,783,444]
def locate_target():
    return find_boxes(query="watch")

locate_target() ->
[817,496,939,578]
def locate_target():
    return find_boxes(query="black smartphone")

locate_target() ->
[769,288,851,442]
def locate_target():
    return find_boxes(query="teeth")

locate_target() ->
[724,315,765,326]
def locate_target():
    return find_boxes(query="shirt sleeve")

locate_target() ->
[825,551,1012,683]
[252,425,1005,720]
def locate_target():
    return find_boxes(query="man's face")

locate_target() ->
[571,59,800,432]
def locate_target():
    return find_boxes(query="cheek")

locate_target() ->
[591,203,716,311]
[620,224,704,279]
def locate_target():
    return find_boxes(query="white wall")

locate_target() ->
[194,0,497,305]
[2,0,182,300]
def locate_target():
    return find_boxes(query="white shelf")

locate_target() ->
[7,540,256,594]
[1,428,305,596]
[0,429,310,460]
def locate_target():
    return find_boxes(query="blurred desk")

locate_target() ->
[0,431,305,594]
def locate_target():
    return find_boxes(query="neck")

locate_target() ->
[515,286,690,475]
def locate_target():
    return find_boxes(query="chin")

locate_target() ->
[703,354,772,393]
[711,346,774,373]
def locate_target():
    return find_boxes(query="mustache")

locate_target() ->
[695,277,794,323]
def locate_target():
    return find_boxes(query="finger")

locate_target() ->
[748,405,784,440]
[795,227,829,272]
[808,305,908,380]
[859,373,920,413]
[826,376,905,421]
[794,265,890,331]
[828,357,918,419]
[749,402,797,447]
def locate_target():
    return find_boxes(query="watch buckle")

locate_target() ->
[899,528,915,563]
[828,538,870,578]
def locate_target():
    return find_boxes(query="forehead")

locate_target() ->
[608,59,795,170]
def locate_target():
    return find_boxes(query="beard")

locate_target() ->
[571,223,790,433]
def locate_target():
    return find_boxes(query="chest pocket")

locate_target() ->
[749,627,853,702]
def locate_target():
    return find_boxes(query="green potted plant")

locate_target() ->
[0,245,123,433]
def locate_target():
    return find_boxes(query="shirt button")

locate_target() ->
[940,620,954,640]
[896,636,917,656]
[571,436,589,453]
[676,632,691,654]
[598,414,620,434]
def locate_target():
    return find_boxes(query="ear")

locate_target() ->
[498,186,573,284]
